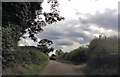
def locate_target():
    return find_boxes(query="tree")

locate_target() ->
[2,1,64,68]
[38,39,53,47]
[49,47,54,52]
[50,54,56,60]
[55,49,63,56]
[37,39,54,55]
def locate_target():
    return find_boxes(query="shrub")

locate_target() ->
[86,36,118,75]
[57,47,88,64]
[15,46,49,66]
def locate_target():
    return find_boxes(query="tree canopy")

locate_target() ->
[3,1,64,42]
[37,39,54,55]
[38,39,53,47]
[2,1,64,68]
[55,49,63,55]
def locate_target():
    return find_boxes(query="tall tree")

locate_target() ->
[2,1,64,68]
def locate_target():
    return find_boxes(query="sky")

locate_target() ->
[19,0,119,54]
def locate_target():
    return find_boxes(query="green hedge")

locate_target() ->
[57,47,88,64]
[3,46,50,75]
[85,36,118,75]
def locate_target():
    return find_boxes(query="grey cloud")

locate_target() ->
[36,19,93,47]
[36,19,81,40]
[65,19,80,26]
[56,41,73,46]
[52,44,63,50]
[95,0,99,1]
[35,9,118,51]
[119,14,120,31]
[37,31,62,40]
[66,31,92,44]
[80,8,118,30]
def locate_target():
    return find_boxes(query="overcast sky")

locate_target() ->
[19,0,119,53]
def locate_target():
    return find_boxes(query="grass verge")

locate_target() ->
[56,59,86,65]
[3,58,50,75]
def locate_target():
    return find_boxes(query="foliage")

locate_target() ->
[85,36,118,75]
[16,46,49,65]
[50,54,56,60]
[3,46,50,75]
[56,36,118,75]
[2,1,64,69]
[55,49,63,55]
[3,2,64,40]
[57,47,88,64]
[37,39,54,55]
[2,27,20,68]
[38,39,53,47]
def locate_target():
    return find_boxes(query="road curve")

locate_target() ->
[39,60,85,75]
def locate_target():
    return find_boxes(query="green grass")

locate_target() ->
[3,60,50,75]
[56,59,85,65]
[56,60,73,64]
[3,51,50,75]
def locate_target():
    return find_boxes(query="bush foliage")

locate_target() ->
[3,46,50,75]
[86,36,118,75]
[57,47,88,64]
[56,36,118,75]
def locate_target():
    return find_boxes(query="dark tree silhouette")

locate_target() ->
[55,49,63,55]
[38,39,53,47]
[2,1,64,68]
[37,39,54,55]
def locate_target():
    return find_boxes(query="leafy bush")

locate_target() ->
[3,46,50,75]
[15,46,49,66]
[86,36,118,75]
[57,47,88,64]
[56,52,68,60]
[50,54,56,60]
[67,47,88,63]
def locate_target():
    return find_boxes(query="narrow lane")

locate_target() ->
[39,60,85,75]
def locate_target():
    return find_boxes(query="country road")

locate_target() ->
[39,60,85,75]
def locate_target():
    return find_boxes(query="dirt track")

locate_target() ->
[39,60,85,75]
